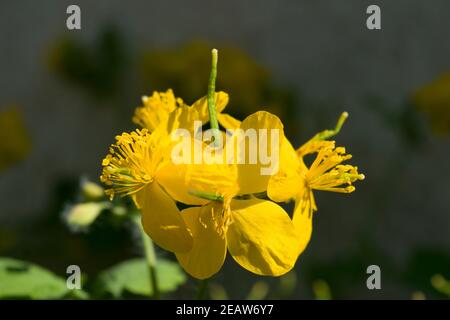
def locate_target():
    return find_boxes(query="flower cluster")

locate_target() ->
[100,51,364,280]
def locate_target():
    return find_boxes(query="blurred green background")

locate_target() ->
[0,0,449,299]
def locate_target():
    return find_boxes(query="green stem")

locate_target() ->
[133,215,160,299]
[189,189,224,202]
[208,49,220,146]
[196,279,210,300]
[310,111,349,142]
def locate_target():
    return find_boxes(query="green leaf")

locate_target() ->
[93,258,186,298]
[0,257,88,299]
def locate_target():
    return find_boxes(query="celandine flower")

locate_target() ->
[175,111,299,279]
[100,87,235,256]
[99,47,365,284]
[267,114,365,256]
[101,106,205,254]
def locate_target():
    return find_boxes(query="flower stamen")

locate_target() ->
[100,129,156,200]
[304,142,365,194]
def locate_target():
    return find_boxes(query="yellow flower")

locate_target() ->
[133,88,240,131]
[175,112,299,279]
[100,104,205,253]
[267,114,365,256]
[132,89,184,131]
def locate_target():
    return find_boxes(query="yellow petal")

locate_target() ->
[137,182,193,253]
[132,104,167,131]
[176,204,227,279]
[267,137,302,202]
[186,161,239,198]
[234,111,284,194]
[164,104,200,135]
[293,189,314,256]
[227,199,298,276]
[218,113,241,130]
[191,91,229,123]
[156,161,207,205]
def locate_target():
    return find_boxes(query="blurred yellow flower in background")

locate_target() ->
[413,72,450,135]
[0,107,32,172]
